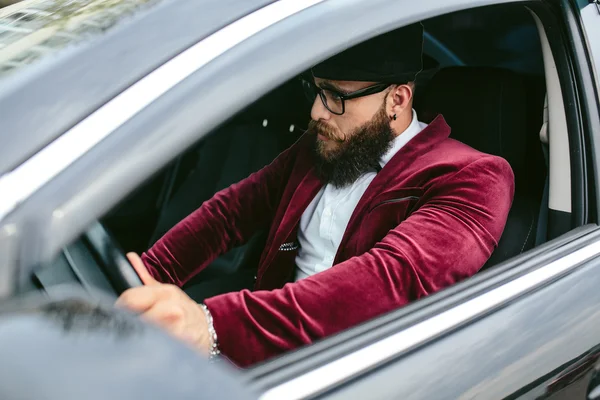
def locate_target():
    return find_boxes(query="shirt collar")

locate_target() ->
[379,109,428,167]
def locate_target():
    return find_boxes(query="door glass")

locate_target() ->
[581,4,600,89]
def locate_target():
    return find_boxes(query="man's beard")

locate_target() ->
[307,106,395,188]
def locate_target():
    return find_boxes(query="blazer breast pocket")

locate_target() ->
[257,241,300,290]
[369,188,424,216]
[358,188,424,250]
[278,241,299,252]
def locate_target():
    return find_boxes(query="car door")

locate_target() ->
[246,1,600,399]
[0,0,599,399]
[247,229,600,400]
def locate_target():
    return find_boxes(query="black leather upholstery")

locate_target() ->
[149,79,308,282]
[417,67,546,269]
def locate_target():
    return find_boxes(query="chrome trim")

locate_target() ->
[0,0,324,222]
[259,240,600,400]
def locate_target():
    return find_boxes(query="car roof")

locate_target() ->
[0,0,275,175]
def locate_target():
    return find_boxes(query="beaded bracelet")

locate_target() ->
[199,303,221,360]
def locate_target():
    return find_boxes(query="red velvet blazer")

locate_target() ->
[142,115,515,367]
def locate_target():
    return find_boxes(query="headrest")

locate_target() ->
[418,67,533,174]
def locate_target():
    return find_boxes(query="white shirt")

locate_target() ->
[295,109,428,281]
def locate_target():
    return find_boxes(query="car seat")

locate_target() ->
[416,66,547,269]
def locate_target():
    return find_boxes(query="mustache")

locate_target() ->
[306,120,345,142]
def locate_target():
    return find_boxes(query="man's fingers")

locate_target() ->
[115,286,160,313]
[126,252,159,286]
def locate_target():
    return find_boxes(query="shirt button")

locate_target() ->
[323,208,332,216]
[325,255,334,262]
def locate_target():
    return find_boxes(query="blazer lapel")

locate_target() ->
[261,167,323,268]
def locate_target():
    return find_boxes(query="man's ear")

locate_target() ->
[387,82,414,115]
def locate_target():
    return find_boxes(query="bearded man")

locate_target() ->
[116,24,515,367]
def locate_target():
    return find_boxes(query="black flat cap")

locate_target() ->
[312,23,424,83]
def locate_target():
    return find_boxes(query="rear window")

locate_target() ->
[424,5,544,75]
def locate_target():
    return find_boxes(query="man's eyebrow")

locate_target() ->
[318,81,349,94]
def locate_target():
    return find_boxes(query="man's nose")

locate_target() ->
[310,95,331,122]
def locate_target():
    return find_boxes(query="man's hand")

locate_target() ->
[116,253,211,354]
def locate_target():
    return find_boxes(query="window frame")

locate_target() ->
[0,0,536,294]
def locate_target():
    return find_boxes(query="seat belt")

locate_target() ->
[535,96,549,246]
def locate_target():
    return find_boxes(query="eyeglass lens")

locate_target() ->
[302,80,344,115]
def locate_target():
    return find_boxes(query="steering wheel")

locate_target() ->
[84,222,144,293]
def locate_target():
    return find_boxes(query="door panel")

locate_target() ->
[316,242,600,399]
[250,228,600,399]
[542,346,600,400]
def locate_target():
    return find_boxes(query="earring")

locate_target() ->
[392,114,397,121]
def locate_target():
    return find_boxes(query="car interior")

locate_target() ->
[100,4,551,283]
[30,2,582,360]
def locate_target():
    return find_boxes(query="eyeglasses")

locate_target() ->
[301,79,391,115]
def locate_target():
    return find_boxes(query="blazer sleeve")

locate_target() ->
[141,141,299,287]
[205,155,515,367]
